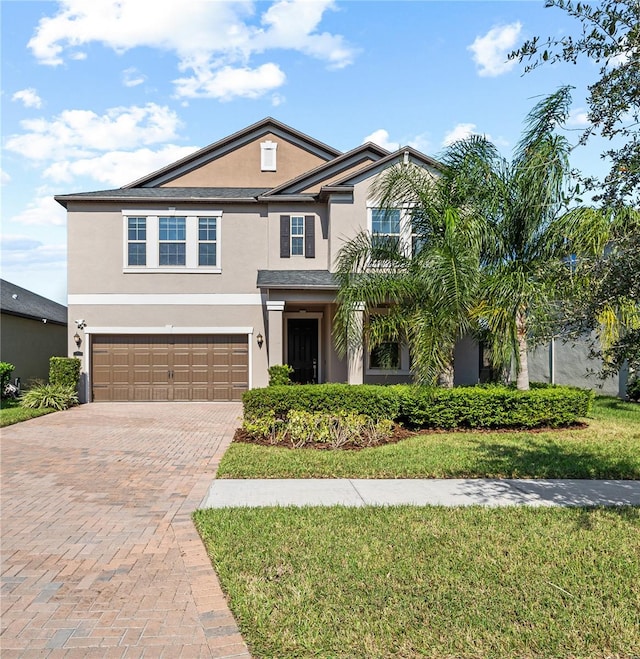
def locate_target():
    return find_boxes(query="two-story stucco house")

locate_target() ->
[56,118,626,402]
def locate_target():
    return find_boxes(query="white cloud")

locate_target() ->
[363,129,432,154]
[442,123,479,146]
[468,22,521,77]
[174,63,286,100]
[27,0,356,100]
[44,145,197,187]
[10,191,67,227]
[123,67,146,87]
[5,103,181,162]
[1,235,67,274]
[1,169,10,186]
[567,108,591,127]
[363,129,397,151]
[12,88,43,109]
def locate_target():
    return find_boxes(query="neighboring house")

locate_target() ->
[55,118,624,402]
[0,279,68,386]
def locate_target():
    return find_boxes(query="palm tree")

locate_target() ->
[334,86,617,389]
[333,154,485,386]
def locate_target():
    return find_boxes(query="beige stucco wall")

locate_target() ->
[1,314,67,385]
[161,133,328,188]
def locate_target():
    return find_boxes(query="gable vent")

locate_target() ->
[261,140,277,171]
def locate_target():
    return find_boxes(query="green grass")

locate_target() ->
[218,396,640,479]
[0,397,56,427]
[194,505,640,658]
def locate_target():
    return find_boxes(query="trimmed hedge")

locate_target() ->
[243,383,594,431]
[243,384,402,422]
[49,357,81,389]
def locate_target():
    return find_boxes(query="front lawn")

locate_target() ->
[194,505,640,658]
[0,397,55,427]
[218,396,640,479]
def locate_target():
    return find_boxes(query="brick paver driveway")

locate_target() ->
[1,403,251,658]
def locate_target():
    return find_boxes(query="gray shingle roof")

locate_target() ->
[55,187,270,206]
[1,280,67,325]
[257,270,338,289]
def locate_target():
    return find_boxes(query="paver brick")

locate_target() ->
[1,403,250,658]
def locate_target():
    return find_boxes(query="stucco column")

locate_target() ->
[266,300,285,367]
[347,302,365,385]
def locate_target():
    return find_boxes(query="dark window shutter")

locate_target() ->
[304,215,315,258]
[280,215,290,258]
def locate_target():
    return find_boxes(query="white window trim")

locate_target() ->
[290,215,305,257]
[364,308,412,375]
[122,209,222,273]
[367,203,414,258]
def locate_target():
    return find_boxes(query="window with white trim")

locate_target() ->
[368,206,416,258]
[123,210,222,272]
[290,215,304,256]
[127,217,147,266]
[365,311,411,374]
[159,216,186,266]
[198,217,217,266]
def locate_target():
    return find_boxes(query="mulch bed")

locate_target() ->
[233,421,588,451]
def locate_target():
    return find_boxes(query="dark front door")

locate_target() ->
[287,319,318,383]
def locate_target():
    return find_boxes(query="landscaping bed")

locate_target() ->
[220,396,639,479]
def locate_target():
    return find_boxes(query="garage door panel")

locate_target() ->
[92,334,248,401]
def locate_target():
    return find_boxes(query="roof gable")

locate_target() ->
[125,117,342,189]
[327,147,442,189]
[262,142,390,197]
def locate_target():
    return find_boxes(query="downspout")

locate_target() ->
[550,337,555,385]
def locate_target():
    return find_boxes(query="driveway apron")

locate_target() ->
[1,402,251,658]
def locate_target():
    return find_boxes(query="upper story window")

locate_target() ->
[368,206,415,258]
[198,217,217,266]
[290,216,305,256]
[123,210,222,273]
[280,214,315,259]
[261,140,278,171]
[127,217,147,266]
[159,216,186,266]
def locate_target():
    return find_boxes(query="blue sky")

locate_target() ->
[2,0,606,305]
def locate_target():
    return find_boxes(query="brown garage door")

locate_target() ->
[92,334,248,402]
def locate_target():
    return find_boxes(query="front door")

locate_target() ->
[287,319,318,383]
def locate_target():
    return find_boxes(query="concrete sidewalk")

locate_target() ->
[201,478,640,509]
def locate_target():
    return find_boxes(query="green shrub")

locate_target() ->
[398,385,594,429]
[0,362,15,393]
[49,357,81,389]
[627,377,640,402]
[243,383,593,434]
[268,364,294,386]
[243,384,402,423]
[21,384,79,411]
[243,408,395,449]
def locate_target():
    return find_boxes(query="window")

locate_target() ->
[368,206,415,258]
[369,342,401,370]
[279,215,315,259]
[366,311,411,374]
[159,216,186,266]
[123,210,222,272]
[291,216,304,256]
[127,217,146,266]
[198,217,217,266]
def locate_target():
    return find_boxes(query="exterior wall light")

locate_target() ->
[74,332,82,348]
[256,332,264,349]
